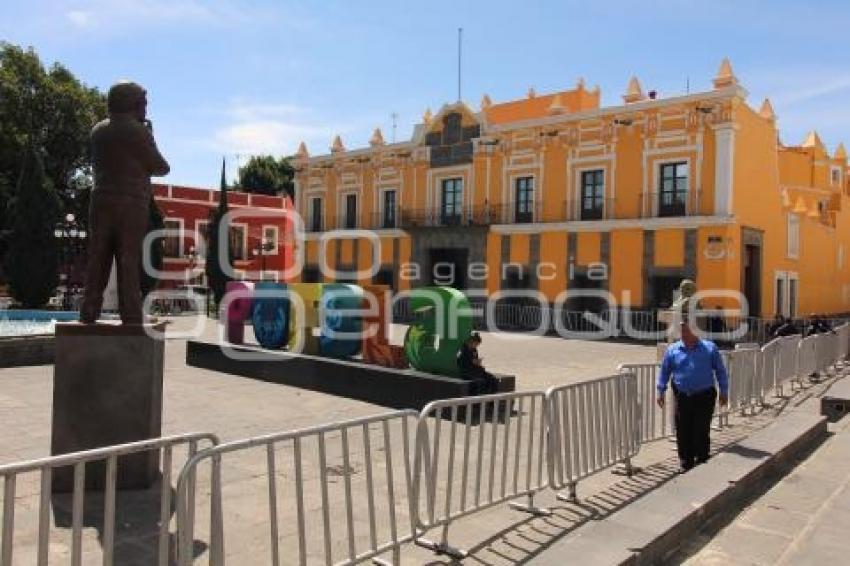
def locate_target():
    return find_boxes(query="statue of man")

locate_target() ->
[80,81,170,324]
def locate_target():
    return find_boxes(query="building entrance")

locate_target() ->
[428,248,468,289]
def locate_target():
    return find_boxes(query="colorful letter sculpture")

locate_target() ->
[403,287,472,376]
[223,281,254,344]
[287,283,322,354]
[319,284,364,359]
[361,285,408,369]
[251,281,290,349]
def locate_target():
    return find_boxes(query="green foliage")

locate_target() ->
[235,155,294,197]
[4,147,60,307]
[0,42,105,278]
[205,161,233,304]
[141,197,164,297]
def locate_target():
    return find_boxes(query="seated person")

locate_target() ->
[457,332,497,395]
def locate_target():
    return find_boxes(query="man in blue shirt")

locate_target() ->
[657,320,729,472]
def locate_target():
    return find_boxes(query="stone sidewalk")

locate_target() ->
[679,392,850,565]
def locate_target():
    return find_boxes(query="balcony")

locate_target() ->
[302,190,716,234]
[400,204,499,228]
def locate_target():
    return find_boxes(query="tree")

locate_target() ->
[235,155,294,197]
[4,146,60,307]
[205,159,233,306]
[0,43,106,276]
[140,197,165,298]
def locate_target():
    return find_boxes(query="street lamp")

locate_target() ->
[54,212,88,309]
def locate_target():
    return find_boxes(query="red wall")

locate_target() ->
[152,183,294,288]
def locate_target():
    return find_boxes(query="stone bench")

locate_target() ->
[186,340,516,411]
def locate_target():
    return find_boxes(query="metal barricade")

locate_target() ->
[815,331,840,376]
[546,373,640,502]
[0,432,218,566]
[617,362,673,443]
[759,338,781,403]
[413,391,549,558]
[176,411,417,566]
[775,335,802,396]
[797,334,819,384]
[725,348,759,416]
[836,323,850,359]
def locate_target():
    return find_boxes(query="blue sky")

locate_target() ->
[3,0,850,187]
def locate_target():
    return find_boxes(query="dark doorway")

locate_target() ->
[743,244,762,317]
[649,275,681,310]
[569,273,606,312]
[428,248,468,289]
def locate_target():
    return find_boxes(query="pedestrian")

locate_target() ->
[657,319,729,473]
[457,332,497,395]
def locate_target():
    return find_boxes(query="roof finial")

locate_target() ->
[758,98,776,121]
[480,93,492,109]
[369,127,385,147]
[527,86,536,99]
[576,77,586,90]
[802,130,824,150]
[835,142,847,160]
[423,107,433,124]
[623,76,644,103]
[295,141,309,159]
[331,135,345,153]
[713,57,738,89]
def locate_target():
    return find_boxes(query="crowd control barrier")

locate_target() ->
[725,347,760,416]
[0,432,218,566]
[412,391,549,558]
[775,335,802,396]
[617,363,672,443]
[546,373,640,501]
[176,411,417,566]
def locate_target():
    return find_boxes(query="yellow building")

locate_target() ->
[292,59,850,318]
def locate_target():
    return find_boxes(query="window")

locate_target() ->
[658,162,688,217]
[787,213,800,258]
[163,219,182,258]
[580,170,605,220]
[382,190,397,228]
[440,178,463,225]
[309,197,322,232]
[442,112,462,145]
[514,177,534,223]
[789,276,798,318]
[775,275,785,317]
[229,225,246,260]
[831,166,842,187]
[262,226,278,255]
[344,194,357,229]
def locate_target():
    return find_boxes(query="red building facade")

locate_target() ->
[152,183,294,288]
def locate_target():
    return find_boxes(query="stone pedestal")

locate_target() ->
[51,322,165,492]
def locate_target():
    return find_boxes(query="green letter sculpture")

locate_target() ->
[403,287,472,376]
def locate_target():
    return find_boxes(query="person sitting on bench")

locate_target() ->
[457,332,497,395]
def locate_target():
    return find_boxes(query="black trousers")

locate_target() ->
[673,386,716,468]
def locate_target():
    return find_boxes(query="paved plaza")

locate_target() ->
[0,319,847,564]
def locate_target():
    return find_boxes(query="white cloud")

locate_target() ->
[63,0,246,32]
[211,101,342,157]
[66,10,92,28]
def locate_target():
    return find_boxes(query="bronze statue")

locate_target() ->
[80,81,170,324]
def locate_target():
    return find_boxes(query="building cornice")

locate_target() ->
[490,215,737,234]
